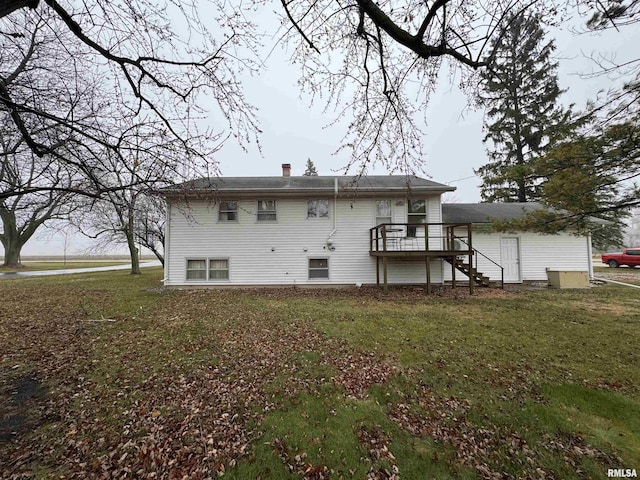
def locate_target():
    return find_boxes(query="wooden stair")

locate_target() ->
[445,257,492,287]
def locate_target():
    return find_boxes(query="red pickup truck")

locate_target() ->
[602,248,640,268]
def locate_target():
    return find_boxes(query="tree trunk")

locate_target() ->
[126,230,141,274]
[126,207,141,275]
[0,208,24,268]
[1,239,24,268]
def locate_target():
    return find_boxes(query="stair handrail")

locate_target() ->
[456,238,504,289]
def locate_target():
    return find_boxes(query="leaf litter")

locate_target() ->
[0,282,627,478]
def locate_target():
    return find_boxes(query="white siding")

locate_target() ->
[443,230,591,283]
[519,232,591,281]
[165,195,444,286]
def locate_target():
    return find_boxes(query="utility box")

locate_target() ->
[546,270,589,289]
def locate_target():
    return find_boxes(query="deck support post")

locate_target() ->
[451,256,456,289]
[376,256,380,286]
[468,226,474,295]
[468,252,474,295]
[383,257,388,293]
[425,257,431,294]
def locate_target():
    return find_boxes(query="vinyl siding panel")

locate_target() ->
[165,195,444,286]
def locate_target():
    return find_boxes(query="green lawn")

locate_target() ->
[1,270,638,479]
[0,261,130,273]
[594,265,640,273]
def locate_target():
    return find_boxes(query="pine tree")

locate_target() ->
[476,13,571,203]
[303,158,319,176]
[535,118,638,250]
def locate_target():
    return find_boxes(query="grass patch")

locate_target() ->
[594,265,640,273]
[543,384,640,462]
[1,273,638,478]
[0,261,131,272]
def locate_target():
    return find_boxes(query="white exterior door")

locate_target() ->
[500,237,521,283]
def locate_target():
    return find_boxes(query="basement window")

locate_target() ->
[186,259,207,280]
[309,258,329,279]
[186,258,229,281]
[208,259,229,280]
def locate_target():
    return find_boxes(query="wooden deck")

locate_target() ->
[369,223,476,294]
[369,249,471,258]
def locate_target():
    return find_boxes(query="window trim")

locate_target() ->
[306,199,330,219]
[185,257,230,282]
[256,200,278,222]
[375,199,393,226]
[308,257,330,280]
[208,258,230,280]
[407,199,427,237]
[185,258,207,281]
[218,201,239,223]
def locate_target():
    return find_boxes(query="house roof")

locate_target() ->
[161,175,455,198]
[442,202,549,224]
[442,202,610,225]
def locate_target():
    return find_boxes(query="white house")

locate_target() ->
[161,164,465,290]
[160,165,594,290]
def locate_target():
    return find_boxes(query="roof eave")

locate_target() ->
[160,186,455,198]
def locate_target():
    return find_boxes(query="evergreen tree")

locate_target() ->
[476,13,571,203]
[303,158,319,176]
[534,118,638,250]
[493,117,638,250]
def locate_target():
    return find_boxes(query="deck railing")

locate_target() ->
[369,223,504,291]
[369,223,474,254]
[456,238,505,289]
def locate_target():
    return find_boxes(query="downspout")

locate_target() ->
[587,232,593,279]
[327,178,337,249]
[163,200,171,284]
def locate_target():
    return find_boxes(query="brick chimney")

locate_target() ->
[282,163,291,177]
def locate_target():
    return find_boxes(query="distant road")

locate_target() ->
[0,261,161,279]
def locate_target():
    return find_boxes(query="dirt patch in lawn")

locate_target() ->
[0,376,47,441]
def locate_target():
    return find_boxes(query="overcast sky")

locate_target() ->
[214,18,638,202]
[17,11,640,256]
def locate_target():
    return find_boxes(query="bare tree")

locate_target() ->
[1,2,260,200]
[3,0,638,181]
[134,194,166,266]
[75,125,187,274]
[0,128,78,267]
[0,15,100,266]
[572,0,640,124]
[270,0,564,174]
[1,0,565,180]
